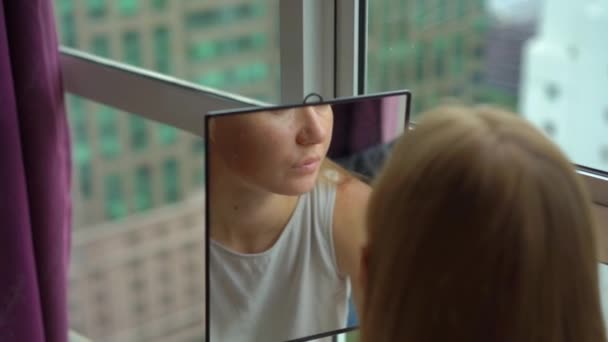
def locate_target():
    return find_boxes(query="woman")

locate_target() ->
[360,105,607,342]
[208,104,369,342]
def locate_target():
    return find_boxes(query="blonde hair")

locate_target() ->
[361,104,606,342]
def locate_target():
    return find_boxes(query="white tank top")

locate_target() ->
[209,180,350,342]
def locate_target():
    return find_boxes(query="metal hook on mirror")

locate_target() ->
[303,92,324,104]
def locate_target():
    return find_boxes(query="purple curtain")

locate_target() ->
[0,1,71,341]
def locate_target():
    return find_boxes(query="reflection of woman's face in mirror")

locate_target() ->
[210,104,334,195]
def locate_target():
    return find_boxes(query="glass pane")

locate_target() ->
[163,158,180,203]
[53,0,281,103]
[129,116,147,151]
[118,0,139,16]
[158,124,178,145]
[366,0,608,172]
[104,173,127,219]
[63,95,205,341]
[134,165,152,211]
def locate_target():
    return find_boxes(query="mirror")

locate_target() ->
[205,91,411,342]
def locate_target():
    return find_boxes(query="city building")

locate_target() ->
[53,0,280,340]
[68,191,206,342]
[519,0,608,171]
[55,0,280,228]
[366,0,539,117]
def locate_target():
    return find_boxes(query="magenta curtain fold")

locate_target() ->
[0,1,71,341]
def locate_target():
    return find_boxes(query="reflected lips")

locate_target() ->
[293,157,321,174]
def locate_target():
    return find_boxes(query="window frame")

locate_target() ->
[58,1,608,341]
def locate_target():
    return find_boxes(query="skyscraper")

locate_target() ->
[53,1,279,340]
[366,0,537,116]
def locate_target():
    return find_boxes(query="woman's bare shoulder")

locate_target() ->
[332,175,371,277]
[335,176,372,217]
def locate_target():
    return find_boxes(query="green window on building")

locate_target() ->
[129,116,148,151]
[135,165,152,211]
[91,35,110,58]
[105,174,128,219]
[189,42,218,62]
[163,158,180,203]
[198,70,225,88]
[415,0,425,26]
[452,34,465,75]
[185,9,222,29]
[415,42,426,81]
[153,27,171,73]
[98,107,120,159]
[59,0,77,47]
[68,96,87,145]
[457,0,466,17]
[222,39,240,55]
[437,0,447,23]
[158,125,177,145]
[151,0,166,10]
[250,63,269,81]
[434,39,446,78]
[79,162,93,199]
[122,31,142,66]
[86,0,106,18]
[250,33,267,49]
[118,0,139,16]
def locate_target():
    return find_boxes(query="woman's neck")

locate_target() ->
[209,164,300,254]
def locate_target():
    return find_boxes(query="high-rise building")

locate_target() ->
[519,0,608,170]
[53,1,279,340]
[366,0,539,117]
[55,0,280,228]
[68,191,206,342]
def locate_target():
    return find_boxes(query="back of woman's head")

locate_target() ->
[361,105,606,342]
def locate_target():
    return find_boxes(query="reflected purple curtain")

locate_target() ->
[327,98,383,159]
[0,1,71,341]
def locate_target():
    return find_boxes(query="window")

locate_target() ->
[437,0,447,22]
[151,0,166,11]
[122,31,142,66]
[56,0,281,103]
[189,33,267,63]
[104,174,127,219]
[153,27,171,73]
[79,162,93,199]
[91,35,110,58]
[367,0,608,171]
[55,2,278,340]
[134,165,152,211]
[198,70,225,88]
[456,0,466,17]
[58,0,77,46]
[433,39,446,78]
[163,158,180,203]
[415,42,426,82]
[97,108,120,159]
[189,41,218,62]
[86,0,106,18]
[185,8,223,29]
[158,125,177,145]
[118,0,139,16]
[129,116,147,151]
[451,33,464,75]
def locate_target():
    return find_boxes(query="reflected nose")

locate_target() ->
[296,106,327,146]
